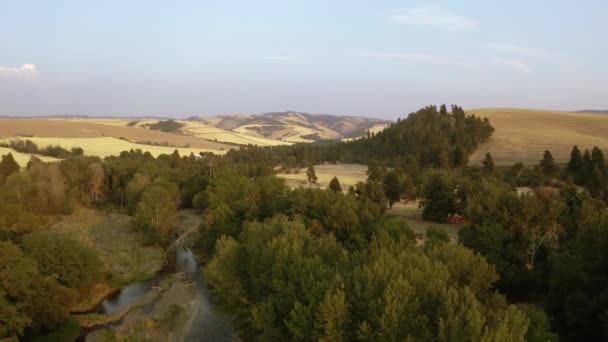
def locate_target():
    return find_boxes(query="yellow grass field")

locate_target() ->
[0,147,59,166]
[0,118,232,151]
[469,108,608,165]
[277,163,368,190]
[1,137,226,159]
[178,121,291,146]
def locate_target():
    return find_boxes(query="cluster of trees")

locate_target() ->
[205,216,531,341]
[145,119,183,133]
[0,139,84,159]
[414,147,608,341]
[223,104,494,170]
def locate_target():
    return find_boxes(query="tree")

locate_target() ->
[383,170,402,208]
[306,165,318,187]
[88,162,105,202]
[329,176,342,193]
[540,150,556,175]
[482,153,494,174]
[22,232,103,289]
[134,180,178,243]
[591,146,607,176]
[0,153,20,183]
[567,145,583,184]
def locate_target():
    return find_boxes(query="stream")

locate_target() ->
[86,246,235,341]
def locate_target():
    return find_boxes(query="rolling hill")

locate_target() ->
[190,111,390,143]
[468,108,608,165]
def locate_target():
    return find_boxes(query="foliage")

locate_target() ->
[22,232,103,288]
[328,176,342,193]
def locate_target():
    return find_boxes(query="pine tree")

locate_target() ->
[482,153,494,174]
[540,150,556,175]
[306,165,318,187]
[329,176,342,193]
[591,147,607,177]
[567,145,583,184]
[582,149,592,181]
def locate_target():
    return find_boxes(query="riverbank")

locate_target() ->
[83,272,200,341]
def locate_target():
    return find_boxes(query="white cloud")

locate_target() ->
[489,43,546,57]
[0,63,38,80]
[388,7,476,31]
[359,50,478,68]
[490,58,532,72]
[263,56,291,61]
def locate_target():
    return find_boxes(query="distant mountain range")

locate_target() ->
[189,111,390,142]
[577,109,608,114]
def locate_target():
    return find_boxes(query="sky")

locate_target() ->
[0,0,606,119]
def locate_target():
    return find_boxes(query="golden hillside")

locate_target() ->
[468,108,608,165]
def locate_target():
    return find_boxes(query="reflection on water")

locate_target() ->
[96,246,235,341]
[101,280,152,314]
[186,263,235,342]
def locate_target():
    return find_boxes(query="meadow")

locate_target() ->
[277,163,368,190]
[468,108,608,165]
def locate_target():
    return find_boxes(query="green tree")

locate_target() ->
[0,153,20,183]
[383,170,402,208]
[22,232,103,289]
[591,146,607,176]
[567,145,583,183]
[482,152,494,174]
[134,180,178,243]
[306,165,318,187]
[540,150,556,175]
[328,176,342,193]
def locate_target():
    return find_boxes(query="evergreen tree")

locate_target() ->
[591,147,607,176]
[0,153,20,183]
[329,176,342,193]
[567,145,583,184]
[540,150,556,175]
[482,153,495,174]
[306,165,318,187]
[582,149,592,180]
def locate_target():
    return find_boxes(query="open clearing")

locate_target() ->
[469,108,608,165]
[277,163,368,190]
[387,202,464,241]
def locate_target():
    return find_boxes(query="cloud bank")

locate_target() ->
[388,7,476,31]
[0,63,38,80]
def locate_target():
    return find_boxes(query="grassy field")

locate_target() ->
[178,120,291,146]
[387,202,464,241]
[48,208,164,311]
[469,108,608,165]
[0,118,232,151]
[0,146,59,166]
[1,136,226,159]
[277,163,368,190]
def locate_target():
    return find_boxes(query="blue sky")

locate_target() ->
[0,0,605,118]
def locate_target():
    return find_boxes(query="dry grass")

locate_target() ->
[179,120,290,146]
[469,108,608,165]
[0,118,231,151]
[1,136,225,159]
[387,202,464,241]
[0,147,59,166]
[277,163,368,190]
[49,207,164,286]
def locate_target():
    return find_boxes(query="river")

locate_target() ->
[87,247,237,342]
